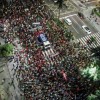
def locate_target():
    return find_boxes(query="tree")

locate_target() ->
[87,90,100,100]
[87,94,97,100]
[57,0,63,18]
[65,30,74,41]
[91,46,100,60]
[90,36,96,44]
[80,59,100,81]
[0,43,13,57]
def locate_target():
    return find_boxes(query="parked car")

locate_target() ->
[64,18,72,25]
[82,25,91,34]
[78,12,84,19]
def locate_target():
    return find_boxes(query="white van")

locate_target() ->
[64,18,72,25]
[43,41,51,49]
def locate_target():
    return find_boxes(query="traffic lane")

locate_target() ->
[62,19,84,39]
[73,15,98,34]
[83,18,98,33]
[76,15,98,33]
[72,15,84,27]
[68,25,85,39]
[61,15,92,39]
[69,16,88,37]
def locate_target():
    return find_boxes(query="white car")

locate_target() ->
[82,25,91,34]
[64,18,72,25]
[43,41,51,49]
[53,0,58,3]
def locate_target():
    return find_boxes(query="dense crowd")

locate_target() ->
[0,0,95,100]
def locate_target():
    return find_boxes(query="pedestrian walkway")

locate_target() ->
[73,32,100,49]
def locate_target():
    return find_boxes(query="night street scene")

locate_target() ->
[0,0,100,100]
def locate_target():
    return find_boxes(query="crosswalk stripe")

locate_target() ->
[80,36,87,45]
[42,48,58,65]
[81,37,87,45]
[94,33,100,46]
[50,48,55,55]
[42,51,45,57]
[45,50,49,57]
[92,33,98,47]
[48,50,55,65]
[75,39,79,43]
[74,33,100,49]
[90,33,98,48]
[86,35,92,49]
[92,33,99,48]
[47,49,51,56]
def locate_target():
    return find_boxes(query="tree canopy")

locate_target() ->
[0,43,13,57]
[57,0,63,9]
[80,60,100,81]
[91,46,100,60]
[87,90,100,100]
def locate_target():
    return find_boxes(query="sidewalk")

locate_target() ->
[83,6,100,33]
[70,0,87,10]
[45,0,78,17]
[0,37,22,100]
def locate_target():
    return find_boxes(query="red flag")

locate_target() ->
[61,70,67,81]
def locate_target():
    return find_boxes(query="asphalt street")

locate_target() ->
[46,0,99,39]
[60,14,98,39]
[82,0,97,7]
[71,0,97,10]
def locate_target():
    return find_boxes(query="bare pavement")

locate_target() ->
[0,37,23,100]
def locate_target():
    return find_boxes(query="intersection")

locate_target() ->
[0,0,100,100]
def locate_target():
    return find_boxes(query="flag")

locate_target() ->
[61,70,67,81]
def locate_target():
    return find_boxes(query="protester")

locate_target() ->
[0,0,92,100]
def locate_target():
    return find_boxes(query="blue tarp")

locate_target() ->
[38,33,47,42]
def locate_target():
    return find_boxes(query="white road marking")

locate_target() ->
[48,49,51,56]
[71,25,79,34]
[59,14,77,20]
[75,15,86,26]
[53,8,58,12]
[42,48,58,65]
[71,17,82,28]
[45,50,49,57]
[42,51,46,57]
[86,1,96,4]
[50,48,54,55]
[74,33,100,49]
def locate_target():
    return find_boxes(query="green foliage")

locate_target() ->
[87,94,97,100]
[46,21,52,29]
[53,18,64,28]
[57,0,63,18]
[80,60,100,81]
[93,8,100,17]
[87,90,100,100]
[57,0,63,9]
[90,36,96,42]
[65,30,74,41]
[91,46,100,60]
[0,43,13,57]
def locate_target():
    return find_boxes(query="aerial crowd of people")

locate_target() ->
[0,0,96,100]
